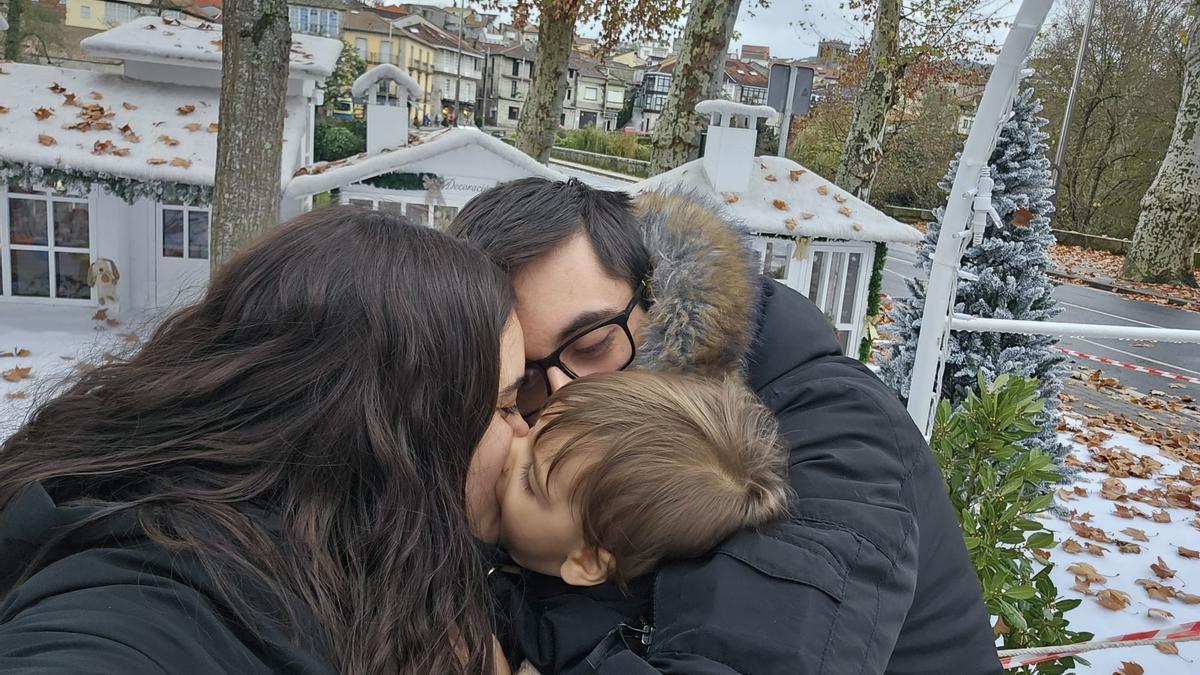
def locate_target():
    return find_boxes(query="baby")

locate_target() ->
[491,370,791,672]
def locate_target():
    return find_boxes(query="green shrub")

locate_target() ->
[314,118,365,162]
[931,373,1090,675]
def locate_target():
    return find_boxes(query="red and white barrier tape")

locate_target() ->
[998,620,1200,668]
[1053,346,1200,386]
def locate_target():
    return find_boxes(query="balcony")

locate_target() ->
[367,52,400,66]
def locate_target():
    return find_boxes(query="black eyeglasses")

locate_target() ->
[517,284,645,420]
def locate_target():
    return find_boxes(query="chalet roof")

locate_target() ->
[80,16,342,80]
[0,62,309,189]
[395,18,483,58]
[499,42,536,61]
[630,155,921,243]
[284,127,563,197]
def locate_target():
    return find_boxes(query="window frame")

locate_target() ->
[157,201,211,261]
[2,183,97,304]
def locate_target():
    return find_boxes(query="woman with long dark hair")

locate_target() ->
[0,206,528,674]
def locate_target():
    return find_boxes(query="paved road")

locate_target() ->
[882,243,1200,397]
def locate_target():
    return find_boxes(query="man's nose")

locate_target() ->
[547,366,573,392]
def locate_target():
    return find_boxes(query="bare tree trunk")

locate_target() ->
[4,0,24,61]
[834,0,903,199]
[648,0,741,175]
[1120,1,1200,286]
[515,1,578,163]
[211,0,291,269]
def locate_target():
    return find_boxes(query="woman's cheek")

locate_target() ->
[466,414,511,542]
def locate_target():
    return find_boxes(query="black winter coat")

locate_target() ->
[493,278,1001,675]
[0,482,335,674]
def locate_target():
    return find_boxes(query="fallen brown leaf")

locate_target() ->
[169,157,192,168]
[784,217,797,231]
[1156,642,1179,655]
[207,122,219,133]
[1096,588,1131,610]
[1179,592,1200,604]
[1179,546,1199,559]
[147,158,168,165]
[177,104,196,115]
[37,134,56,146]
[723,193,738,203]
[2,366,32,382]
[1084,543,1108,556]
[158,134,180,146]
[764,174,777,182]
[184,122,201,132]
[1120,528,1149,542]
[788,169,804,181]
[123,101,138,110]
[1066,562,1106,583]
[90,90,103,100]
[817,185,829,196]
[15,348,31,357]
[1117,542,1141,554]
[49,82,66,94]
[4,391,28,400]
[92,308,108,321]
[1151,556,1177,579]
[772,199,788,210]
[34,106,53,120]
[1152,509,1172,523]
[1147,607,1174,621]
[1114,661,1143,675]
[1135,578,1177,601]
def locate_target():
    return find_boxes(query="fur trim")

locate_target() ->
[632,189,762,378]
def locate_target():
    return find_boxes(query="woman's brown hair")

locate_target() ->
[0,206,512,674]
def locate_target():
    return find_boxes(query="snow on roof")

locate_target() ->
[80,16,342,80]
[352,64,423,101]
[285,127,564,197]
[630,156,922,243]
[0,63,308,189]
[695,99,776,121]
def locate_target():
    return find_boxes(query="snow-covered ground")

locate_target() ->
[1041,417,1199,673]
[0,303,158,437]
[2,303,1197,673]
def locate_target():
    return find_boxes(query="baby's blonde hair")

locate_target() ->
[537,371,791,586]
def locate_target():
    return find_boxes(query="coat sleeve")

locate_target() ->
[0,558,266,674]
[586,367,922,675]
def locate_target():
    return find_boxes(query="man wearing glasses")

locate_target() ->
[451,179,998,675]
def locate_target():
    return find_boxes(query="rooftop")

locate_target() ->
[630,155,922,243]
[80,16,342,80]
[284,126,563,197]
[0,62,309,188]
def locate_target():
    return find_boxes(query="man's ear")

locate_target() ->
[559,546,614,587]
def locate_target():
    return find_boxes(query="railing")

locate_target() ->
[549,147,650,178]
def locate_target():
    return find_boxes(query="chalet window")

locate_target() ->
[508,106,519,120]
[4,184,92,300]
[160,203,209,260]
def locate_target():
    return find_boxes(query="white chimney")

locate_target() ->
[696,100,775,194]
[351,64,425,154]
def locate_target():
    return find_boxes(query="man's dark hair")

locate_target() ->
[449,177,652,287]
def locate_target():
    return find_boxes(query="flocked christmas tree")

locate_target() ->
[880,87,1067,460]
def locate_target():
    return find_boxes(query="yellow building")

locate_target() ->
[343,9,436,124]
[65,0,156,30]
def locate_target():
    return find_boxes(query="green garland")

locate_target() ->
[0,160,212,206]
[361,171,439,192]
[858,242,888,362]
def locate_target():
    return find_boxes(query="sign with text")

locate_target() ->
[767,64,814,116]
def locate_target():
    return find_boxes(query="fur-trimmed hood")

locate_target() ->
[630,190,763,377]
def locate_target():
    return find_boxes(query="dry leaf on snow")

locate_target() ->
[4,391,28,400]
[37,134,55,146]
[1120,528,1149,542]
[817,185,829,195]
[1084,543,1108,556]
[772,199,789,210]
[1066,562,1106,583]
[0,106,9,114]
[1117,542,1141,554]
[15,348,31,357]
[852,222,863,232]
[49,82,66,94]
[207,122,219,133]
[1096,589,1131,610]
[788,169,804,181]
[1156,642,1180,655]
[1151,556,1177,579]
[123,101,138,110]
[833,194,848,203]
[170,158,192,168]
[177,104,196,115]
[1147,607,1174,621]
[34,107,53,120]
[1178,592,1200,604]
[1179,546,1200,559]
[802,212,814,219]
[764,174,777,182]
[723,194,738,203]
[2,366,32,382]
[90,91,103,100]
[1061,538,1084,553]
[91,308,108,320]
[158,135,180,146]
[147,158,168,165]
[784,218,797,231]
[185,122,202,132]
[1135,578,1177,601]
[1101,477,1127,500]
[1152,509,1172,523]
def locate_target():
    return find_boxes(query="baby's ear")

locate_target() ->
[560,546,615,587]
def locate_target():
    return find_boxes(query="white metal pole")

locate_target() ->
[905,0,1055,437]
[949,316,1200,343]
[777,65,798,157]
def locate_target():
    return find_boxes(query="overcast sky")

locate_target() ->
[392,1,1025,63]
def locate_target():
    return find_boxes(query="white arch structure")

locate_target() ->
[905,0,1200,436]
